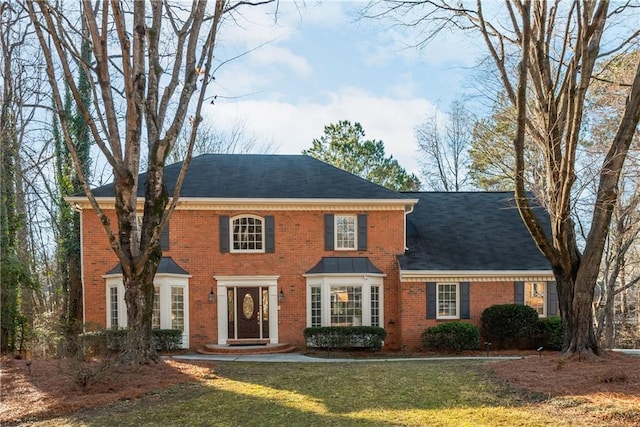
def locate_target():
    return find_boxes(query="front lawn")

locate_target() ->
[4,354,638,426]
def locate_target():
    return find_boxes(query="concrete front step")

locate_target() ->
[197,343,297,355]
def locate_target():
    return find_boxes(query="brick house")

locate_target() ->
[71,154,555,351]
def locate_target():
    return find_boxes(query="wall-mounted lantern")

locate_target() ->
[209,287,215,303]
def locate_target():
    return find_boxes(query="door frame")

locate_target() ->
[214,276,279,345]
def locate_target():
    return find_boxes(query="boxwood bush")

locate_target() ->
[421,322,480,352]
[304,326,387,350]
[481,304,540,348]
[536,316,563,351]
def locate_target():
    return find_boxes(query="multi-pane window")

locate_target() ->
[307,278,383,328]
[232,216,264,252]
[109,287,119,327]
[335,215,356,250]
[311,287,322,327]
[371,286,380,327]
[171,287,185,331]
[525,282,546,317]
[152,287,160,329]
[437,283,458,319]
[330,286,363,326]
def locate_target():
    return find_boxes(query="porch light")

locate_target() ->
[279,289,285,303]
[209,287,215,303]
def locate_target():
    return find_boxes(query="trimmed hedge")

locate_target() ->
[421,322,480,352]
[481,304,539,348]
[536,316,563,351]
[304,326,387,350]
[80,328,183,354]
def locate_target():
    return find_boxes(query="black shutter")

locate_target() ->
[547,281,558,316]
[427,282,436,319]
[265,216,275,253]
[219,215,229,253]
[324,214,334,250]
[159,222,169,251]
[514,281,524,304]
[357,214,367,251]
[460,282,470,319]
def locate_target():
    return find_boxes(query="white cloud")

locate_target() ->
[203,86,435,176]
[250,45,313,78]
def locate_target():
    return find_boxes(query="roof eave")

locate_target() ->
[399,269,555,282]
[67,196,419,210]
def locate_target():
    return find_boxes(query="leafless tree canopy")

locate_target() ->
[366,0,640,355]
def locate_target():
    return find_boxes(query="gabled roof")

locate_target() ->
[305,257,384,275]
[89,154,412,201]
[398,192,552,272]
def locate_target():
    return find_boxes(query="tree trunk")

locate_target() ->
[555,265,600,355]
[120,246,161,364]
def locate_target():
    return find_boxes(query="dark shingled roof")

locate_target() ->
[306,257,384,275]
[398,192,552,271]
[90,154,410,200]
[105,257,190,275]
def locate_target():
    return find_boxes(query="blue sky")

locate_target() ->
[203,1,483,177]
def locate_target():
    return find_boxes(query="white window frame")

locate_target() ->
[103,273,191,348]
[334,215,357,250]
[230,214,265,253]
[305,275,384,327]
[525,281,547,317]
[436,282,459,320]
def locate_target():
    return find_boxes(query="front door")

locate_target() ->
[236,287,261,339]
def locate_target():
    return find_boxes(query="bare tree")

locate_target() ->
[366,0,640,355]
[169,118,277,164]
[416,99,473,191]
[26,0,276,364]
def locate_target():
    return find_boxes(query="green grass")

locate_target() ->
[42,361,561,426]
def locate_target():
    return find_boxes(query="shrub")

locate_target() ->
[536,316,563,351]
[80,328,183,354]
[152,329,183,352]
[304,326,387,350]
[421,322,480,352]
[481,304,540,348]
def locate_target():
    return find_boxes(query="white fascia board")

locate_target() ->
[400,270,555,281]
[67,196,419,210]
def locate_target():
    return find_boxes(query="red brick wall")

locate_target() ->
[399,281,516,351]
[82,207,406,349]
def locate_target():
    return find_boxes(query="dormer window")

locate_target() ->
[232,215,264,252]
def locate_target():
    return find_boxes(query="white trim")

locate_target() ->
[305,275,384,328]
[334,214,357,251]
[436,282,460,320]
[79,209,86,331]
[214,276,280,345]
[400,269,554,282]
[229,214,265,254]
[525,281,547,317]
[66,196,418,212]
[104,274,190,348]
